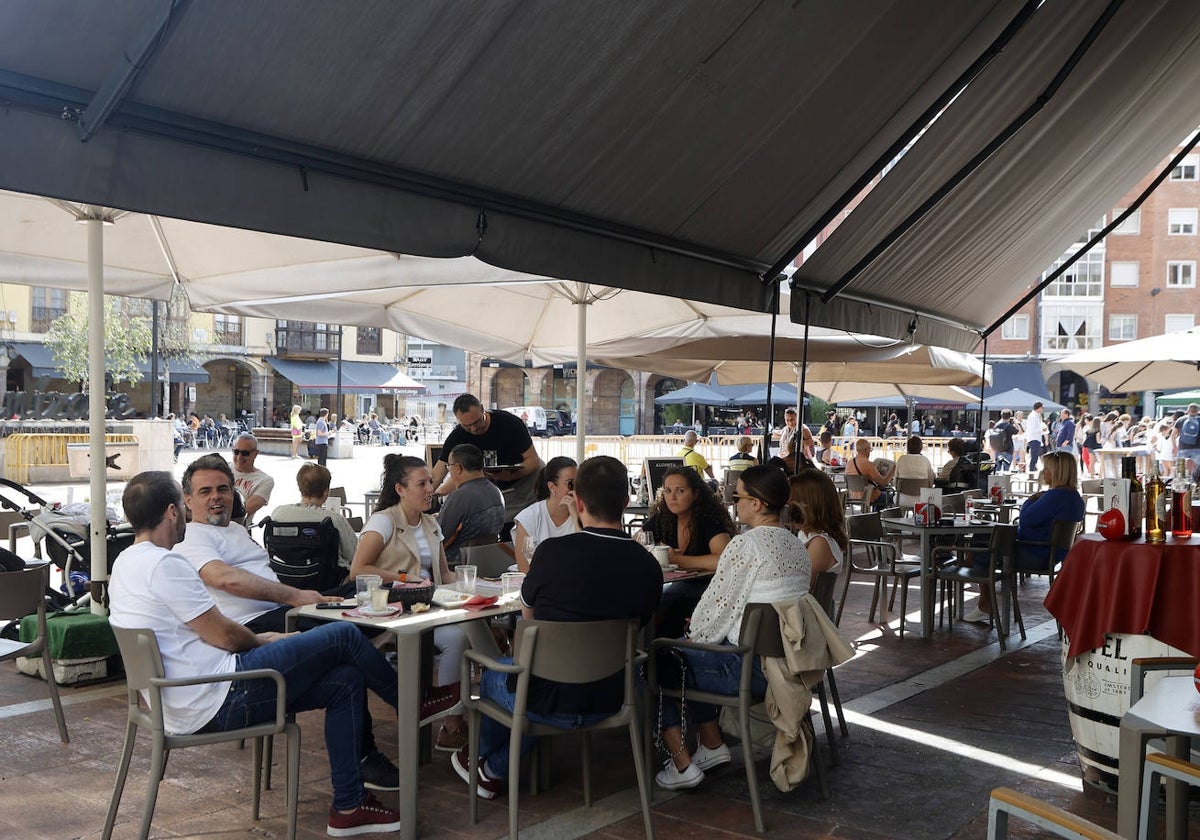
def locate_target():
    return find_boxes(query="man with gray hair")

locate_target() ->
[230,433,273,524]
[437,444,505,567]
[678,429,716,484]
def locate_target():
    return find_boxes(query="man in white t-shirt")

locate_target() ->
[108,471,404,835]
[230,434,274,526]
[176,454,328,633]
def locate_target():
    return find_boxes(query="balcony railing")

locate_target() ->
[275,328,340,357]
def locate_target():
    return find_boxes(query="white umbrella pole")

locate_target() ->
[574,291,587,464]
[87,216,108,614]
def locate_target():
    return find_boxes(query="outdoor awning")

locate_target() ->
[985,362,1049,399]
[837,395,968,410]
[137,357,209,384]
[6,341,210,383]
[267,358,423,395]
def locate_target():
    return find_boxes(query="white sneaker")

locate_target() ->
[961,607,991,624]
[693,742,732,772]
[655,759,704,790]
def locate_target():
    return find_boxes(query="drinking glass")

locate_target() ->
[457,564,477,595]
[356,574,382,608]
[501,572,525,597]
[522,536,540,566]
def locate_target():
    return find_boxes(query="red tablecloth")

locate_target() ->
[1045,533,1200,658]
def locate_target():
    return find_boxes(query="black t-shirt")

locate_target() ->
[517,527,663,715]
[440,409,534,487]
[992,421,1015,454]
[648,510,731,555]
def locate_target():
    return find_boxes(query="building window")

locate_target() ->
[274,320,341,355]
[1167,261,1196,288]
[1109,261,1139,287]
[1108,314,1137,341]
[213,314,242,345]
[1165,314,1196,333]
[1110,208,1140,235]
[1040,304,1103,354]
[1170,154,1198,181]
[1000,314,1029,340]
[1167,208,1197,235]
[356,326,382,355]
[1074,216,1106,245]
[30,287,68,333]
[1042,251,1104,297]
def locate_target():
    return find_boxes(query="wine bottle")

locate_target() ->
[1121,456,1143,539]
[1171,457,1193,539]
[1145,459,1166,543]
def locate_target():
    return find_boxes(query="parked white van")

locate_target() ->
[502,405,548,436]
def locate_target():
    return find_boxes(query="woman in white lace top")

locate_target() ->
[655,465,810,791]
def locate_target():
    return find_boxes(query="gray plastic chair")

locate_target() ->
[0,564,68,742]
[460,618,653,840]
[932,524,1023,649]
[648,602,830,833]
[459,541,517,578]
[101,626,299,840]
[839,512,920,636]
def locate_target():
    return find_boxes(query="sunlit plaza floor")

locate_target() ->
[0,443,1157,839]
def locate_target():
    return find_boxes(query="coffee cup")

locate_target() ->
[652,545,670,568]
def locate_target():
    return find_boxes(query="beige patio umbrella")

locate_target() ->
[1044,326,1200,392]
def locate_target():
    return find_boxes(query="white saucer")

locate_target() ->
[357,605,399,617]
[661,563,679,572]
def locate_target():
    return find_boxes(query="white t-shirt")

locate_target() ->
[513,499,578,547]
[108,541,236,735]
[363,511,438,578]
[1024,411,1045,443]
[797,529,843,575]
[175,522,279,624]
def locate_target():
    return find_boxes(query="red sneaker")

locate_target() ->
[420,682,461,720]
[327,792,402,836]
[451,747,505,800]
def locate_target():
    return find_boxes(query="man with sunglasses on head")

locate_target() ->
[230,433,274,526]
[432,394,545,523]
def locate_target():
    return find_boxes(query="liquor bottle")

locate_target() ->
[1171,457,1193,539]
[1121,456,1143,539]
[1145,459,1167,543]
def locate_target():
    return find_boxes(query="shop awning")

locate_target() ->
[6,342,210,383]
[136,357,210,384]
[985,362,1049,399]
[267,358,424,395]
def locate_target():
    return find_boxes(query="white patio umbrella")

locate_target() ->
[1045,327,1200,392]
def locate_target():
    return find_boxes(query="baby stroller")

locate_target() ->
[0,479,135,610]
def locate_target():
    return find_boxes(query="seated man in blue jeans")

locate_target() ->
[109,471,405,837]
[450,455,663,798]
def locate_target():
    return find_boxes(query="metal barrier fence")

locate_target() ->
[5,433,140,485]
[531,434,955,475]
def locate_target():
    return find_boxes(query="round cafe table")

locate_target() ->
[1044,533,1200,792]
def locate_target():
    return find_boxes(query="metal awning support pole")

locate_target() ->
[794,290,813,473]
[977,336,989,449]
[574,285,588,464]
[87,215,107,614]
[335,326,344,423]
[761,283,780,462]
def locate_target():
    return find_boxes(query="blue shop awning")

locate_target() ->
[137,357,210,383]
[267,358,424,395]
[985,362,1049,399]
[6,343,209,383]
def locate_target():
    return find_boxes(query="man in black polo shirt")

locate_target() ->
[450,455,662,798]
[432,394,545,523]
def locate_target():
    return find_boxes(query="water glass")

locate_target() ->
[356,574,382,608]
[457,564,477,595]
[501,572,525,597]
[522,536,540,565]
[371,586,390,612]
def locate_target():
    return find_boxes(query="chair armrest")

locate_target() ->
[150,668,287,726]
[461,648,524,675]
[649,636,748,657]
[1130,656,1200,704]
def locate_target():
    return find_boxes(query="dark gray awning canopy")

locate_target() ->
[6,341,210,383]
[266,358,423,395]
[0,1,1197,344]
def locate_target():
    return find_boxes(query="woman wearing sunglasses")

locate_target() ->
[655,465,810,790]
[513,456,580,572]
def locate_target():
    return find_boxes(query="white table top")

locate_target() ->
[1125,675,1200,735]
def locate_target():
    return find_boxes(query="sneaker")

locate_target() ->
[655,758,704,790]
[327,792,401,837]
[420,683,461,720]
[693,742,732,772]
[450,747,505,800]
[435,724,468,753]
[961,607,991,624]
[359,750,399,792]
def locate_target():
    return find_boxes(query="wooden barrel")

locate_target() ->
[1060,632,1189,792]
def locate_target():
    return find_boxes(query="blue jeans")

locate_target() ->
[658,646,766,729]
[1027,439,1043,472]
[477,659,608,779]
[198,623,399,810]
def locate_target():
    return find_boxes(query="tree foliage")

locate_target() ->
[46,295,153,389]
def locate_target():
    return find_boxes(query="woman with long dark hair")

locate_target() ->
[654,465,811,790]
[350,454,466,750]
[644,466,734,571]
[513,456,580,572]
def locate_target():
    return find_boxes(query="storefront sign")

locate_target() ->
[1,390,139,420]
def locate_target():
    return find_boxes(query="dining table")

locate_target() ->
[881,515,996,638]
[289,593,523,840]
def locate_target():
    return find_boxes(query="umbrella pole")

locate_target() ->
[336,326,343,429]
[977,336,988,447]
[87,215,107,614]
[762,283,780,463]
[575,290,587,464]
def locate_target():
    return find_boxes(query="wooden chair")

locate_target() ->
[460,618,653,840]
[102,627,299,840]
[986,786,1120,839]
[0,564,68,743]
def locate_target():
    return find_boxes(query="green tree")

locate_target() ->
[46,294,153,389]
